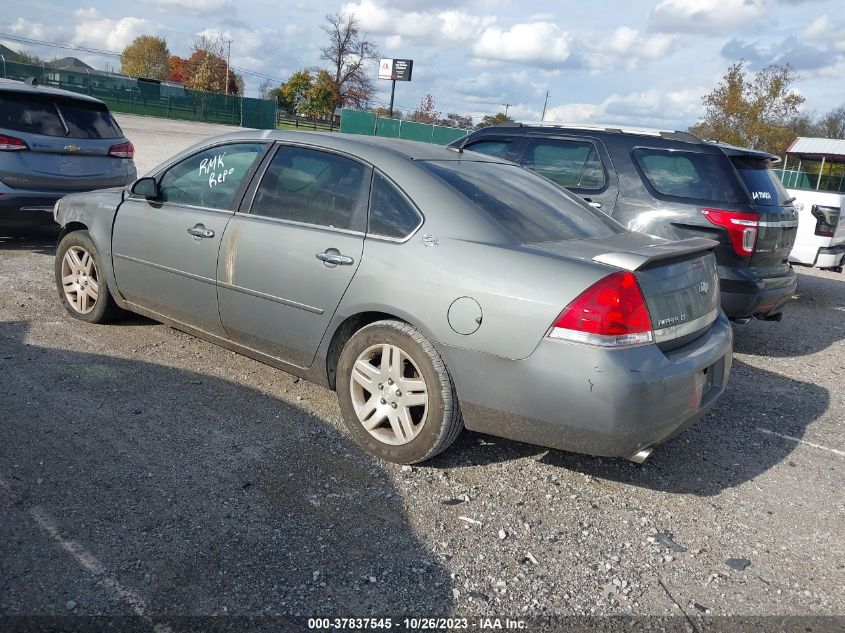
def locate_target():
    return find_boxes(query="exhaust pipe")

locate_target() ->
[629,447,653,464]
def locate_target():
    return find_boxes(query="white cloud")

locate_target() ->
[143,0,234,16]
[473,22,570,65]
[649,0,770,35]
[582,27,678,73]
[72,15,161,52]
[8,17,55,41]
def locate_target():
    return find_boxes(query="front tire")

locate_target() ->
[336,320,463,464]
[55,230,122,324]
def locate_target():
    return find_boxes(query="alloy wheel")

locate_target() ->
[61,246,99,315]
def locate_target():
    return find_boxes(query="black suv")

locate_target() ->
[452,125,798,321]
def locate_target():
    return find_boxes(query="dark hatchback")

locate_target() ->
[452,125,798,321]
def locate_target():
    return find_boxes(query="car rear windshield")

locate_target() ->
[634,148,747,204]
[730,156,792,206]
[420,160,623,243]
[0,91,122,139]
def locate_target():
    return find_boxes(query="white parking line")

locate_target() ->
[756,427,845,458]
[0,472,172,633]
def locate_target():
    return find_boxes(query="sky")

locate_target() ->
[2,0,844,129]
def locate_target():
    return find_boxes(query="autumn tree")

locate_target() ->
[817,105,845,139]
[410,94,439,123]
[303,70,338,119]
[120,35,170,80]
[281,69,313,113]
[690,61,805,155]
[320,12,378,111]
[169,34,239,95]
[476,112,514,128]
[169,55,188,83]
[439,112,473,129]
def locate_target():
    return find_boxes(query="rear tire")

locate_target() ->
[336,320,463,464]
[55,230,123,324]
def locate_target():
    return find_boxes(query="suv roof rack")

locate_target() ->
[514,122,704,144]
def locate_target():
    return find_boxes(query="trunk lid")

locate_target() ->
[535,232,721,346]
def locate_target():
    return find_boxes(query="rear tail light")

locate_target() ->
[108,142,134,159]
[810,205,839,237]
[702,208,758,257]
[548,271,653,347]
[0,134,29,151]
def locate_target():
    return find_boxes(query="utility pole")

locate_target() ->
[224,38,232,96]
[541,91,550,122]
[502,103,511,117]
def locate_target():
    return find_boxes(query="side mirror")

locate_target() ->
[131,177,159,200]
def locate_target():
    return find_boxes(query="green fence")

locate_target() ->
[1,59,276,129]
[340,108,469,145]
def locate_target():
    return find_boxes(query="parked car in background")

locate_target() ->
[0,78,136,227]
[779,136,845,272]
[453,124,799,322]
[52,131,732,464]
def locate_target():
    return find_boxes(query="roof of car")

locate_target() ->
[204,129,505,165]
[0,78,106,105]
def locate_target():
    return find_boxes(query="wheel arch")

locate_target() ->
[58,221,88,242]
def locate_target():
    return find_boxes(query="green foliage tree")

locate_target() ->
[281,69,313,113]
[120,35,171,80]
[690,61,805,155]
[476,112,514,128]
[303,70,337,118]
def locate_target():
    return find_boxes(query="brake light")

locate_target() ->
[702,208,758,257]
[108,142,134,159]
[548,271,653,347]
[811,205,839,238]
[0,134,29,151]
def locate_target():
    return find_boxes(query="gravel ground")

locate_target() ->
[1,116,843,630]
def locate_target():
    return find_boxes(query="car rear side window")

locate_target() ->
[634,148,747,203]
[251,146,371,231]
[523,139,606,190]
[368,173,421,239]
[421,161,622,243]
[730,156,792,206]
[465,139,512,159]
[0,92,122,139]
[158,143,265,210]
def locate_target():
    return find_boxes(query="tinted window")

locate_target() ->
[465,139,512,159]
[634,148,746,203]
[158,143,265,210]
[421,161,622,243]
[731,157,792,206]
[251,146,370,231]
[0,92,122,139]
[368,173,421,239]
[523,139,606,189]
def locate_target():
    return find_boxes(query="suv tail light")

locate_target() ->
[702,208,758,257]
[548,271,653,347]
[108,142,134,159]
[0,134,29,151]
[810,205,840,237]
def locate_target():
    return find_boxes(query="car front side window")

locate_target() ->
[157,143,266,211]
[523,139,606,190]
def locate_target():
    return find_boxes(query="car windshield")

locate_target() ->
[0,91,122,139]
[421,160,623,243]
[730,156,793,206]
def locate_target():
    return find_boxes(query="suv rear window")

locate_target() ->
[730,156,792,206]
[634,148,746,203]
[0,91,122,139]
[421,160,622,243]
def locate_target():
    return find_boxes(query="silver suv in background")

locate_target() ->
[0,78,136,227]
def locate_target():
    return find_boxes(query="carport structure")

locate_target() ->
[780,136,845,193]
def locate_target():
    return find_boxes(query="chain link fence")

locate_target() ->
[0,58,276,129]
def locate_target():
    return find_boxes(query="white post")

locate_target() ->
[816,156,826,190]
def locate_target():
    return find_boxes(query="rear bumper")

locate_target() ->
[719,268,797,319]
[816,244,845,269]
[436,314,733,460]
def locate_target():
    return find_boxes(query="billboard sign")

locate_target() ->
[378,58,413,81]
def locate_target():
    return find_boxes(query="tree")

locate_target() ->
[176,34,239,94]
[817,105,845,139]
[281,69,313,113]
[303,70,337,119]
[410,94,439,123]
[169,55,188,83]
[476,112,515,128]
[120,35,170,80]
[690,61,805,155]
[439,112,473,129]
[268,86,294,112]
[258,78,273,100]
[320,12,378,111]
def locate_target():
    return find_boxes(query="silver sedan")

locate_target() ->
[53,131,732,464]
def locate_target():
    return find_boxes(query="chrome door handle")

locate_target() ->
[316,251,354,266]
[584,199,602,209]
[187,225,214,238]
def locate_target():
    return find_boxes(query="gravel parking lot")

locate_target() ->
[1,115,843,629]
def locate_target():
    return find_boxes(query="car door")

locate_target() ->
[518,137,619,214]
[217,144,371,368]
[112,141,267,335]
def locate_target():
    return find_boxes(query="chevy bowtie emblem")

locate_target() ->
[64,144,81,152]
[697,281,710,295]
